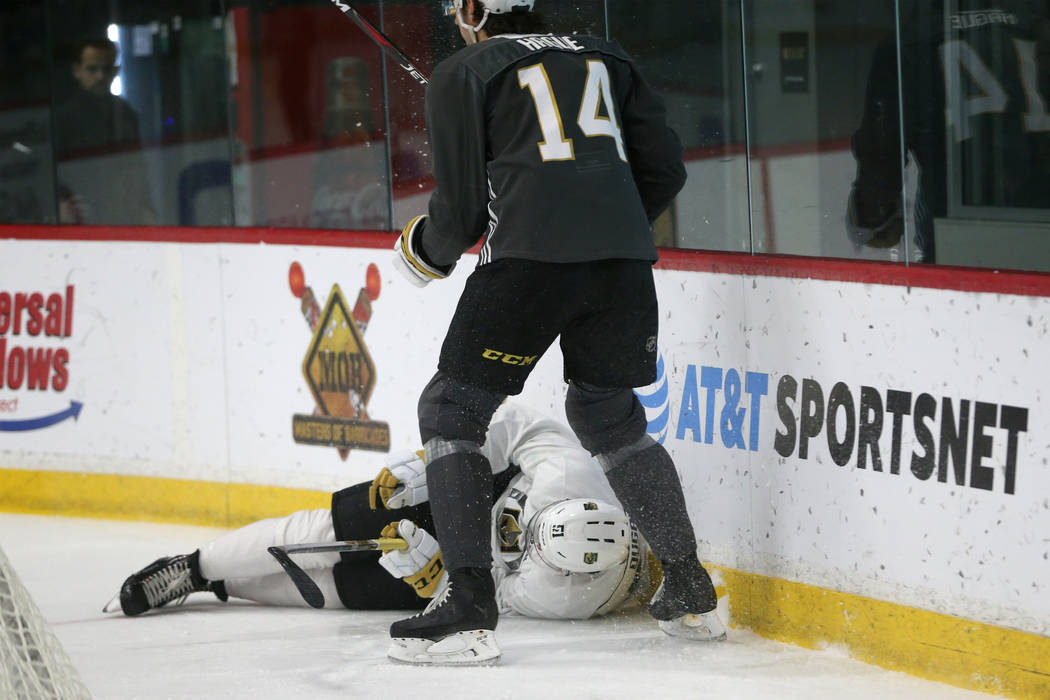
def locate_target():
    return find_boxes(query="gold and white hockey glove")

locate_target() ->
[392,215,455,287]
[368,450,428,510]
[378,520,447,598]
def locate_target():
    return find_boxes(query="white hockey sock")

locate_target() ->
[224,571,343,608]
[198,508,338,581]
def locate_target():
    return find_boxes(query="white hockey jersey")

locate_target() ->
[479,402,650,619]
[197,401,651,615]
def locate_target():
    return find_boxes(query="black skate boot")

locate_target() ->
[649,559,727,641]
[115,550,228,616]
[387,567,500,665]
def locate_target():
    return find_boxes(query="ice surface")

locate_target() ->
[0,513,991,700]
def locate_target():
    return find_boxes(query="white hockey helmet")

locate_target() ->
[529,499,633,574]
[442,0,535,40]
[442,0,536,16]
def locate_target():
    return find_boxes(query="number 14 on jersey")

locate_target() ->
[518,60,628,162]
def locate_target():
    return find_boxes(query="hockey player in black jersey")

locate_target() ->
[390,0,726,666]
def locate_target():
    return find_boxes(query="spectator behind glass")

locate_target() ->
[54,38,155,225]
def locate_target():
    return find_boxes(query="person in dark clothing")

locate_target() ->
[389,0,725,666]
[53,38,154,225]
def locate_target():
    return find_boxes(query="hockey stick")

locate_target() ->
[329,1,430,85]
[267,537,407,609]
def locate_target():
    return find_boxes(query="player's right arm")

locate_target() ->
[420,59,492,268]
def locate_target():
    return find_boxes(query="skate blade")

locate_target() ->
[388,630,501,666]
[658,612,728,642]
[102,593,122,614]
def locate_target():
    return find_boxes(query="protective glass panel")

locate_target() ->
[382,0,454,230]
[227,0,389,230]
[608,0,749,251]
[901,0,1050,270]
[742,0,908,261]
[0,1,55,225]
[47,1,232,226]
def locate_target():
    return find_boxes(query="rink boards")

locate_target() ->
[0,228,1048,698]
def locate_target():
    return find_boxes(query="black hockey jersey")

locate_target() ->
[420,33,687,267]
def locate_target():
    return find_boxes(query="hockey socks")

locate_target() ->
[388,567,500,665]
[601,440,698,563]
[423,449,494,571]
[601,440,727,640]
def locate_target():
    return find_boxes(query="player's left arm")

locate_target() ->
[617,58,688,224]
[495,558,600,619]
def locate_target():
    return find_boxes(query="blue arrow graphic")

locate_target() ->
[0,401,83,432]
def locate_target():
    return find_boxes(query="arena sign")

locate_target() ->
[0,285,80,432]
[643,361,1030,496]
[290,263,390,454]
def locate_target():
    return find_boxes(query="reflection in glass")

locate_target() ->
[4,0,1048,273]
[0,2,55,225]
[53,36,155,225]
[852,0,1050,269]
[610,0,748,252]
[934,0,1050,269]
[745,0,904,261]
[381,1,450,230]
[46,3,233,227]
[228,2,390,230]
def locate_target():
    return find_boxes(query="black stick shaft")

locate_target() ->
[266,538,407,608]
[276,538,407,555]
[329,0,430,85]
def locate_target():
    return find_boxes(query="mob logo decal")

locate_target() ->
[290,263,390,456]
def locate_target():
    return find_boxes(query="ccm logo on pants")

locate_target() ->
[482,348,538,366]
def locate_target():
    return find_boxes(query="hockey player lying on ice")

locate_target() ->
[108,402,724,633]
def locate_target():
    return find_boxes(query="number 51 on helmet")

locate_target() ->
[528,499,635,574]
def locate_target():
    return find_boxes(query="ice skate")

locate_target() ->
[109,550,228,616]
[649,559,727,641]
[387,568,500,666]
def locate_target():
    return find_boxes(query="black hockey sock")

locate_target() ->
[425,451,494,572]
[211,580,229,602]
[602,441,698,565]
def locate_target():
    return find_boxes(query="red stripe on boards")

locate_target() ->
[4,224,1050,298]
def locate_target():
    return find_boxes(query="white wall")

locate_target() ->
[1,236,1047,639]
